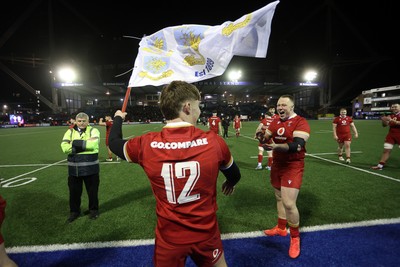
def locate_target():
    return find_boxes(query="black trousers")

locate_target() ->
[68,173,99,213]
[223,127,229,138]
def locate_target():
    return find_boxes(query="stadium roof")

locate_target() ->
[0,0,397,110]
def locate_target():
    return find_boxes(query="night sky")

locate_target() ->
[0,0,398,108]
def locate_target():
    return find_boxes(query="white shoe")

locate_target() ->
[116,157,120,161]
[255,165,262,170]
[265,166,271,170]
[346,158,351,164]
[338,156,345,161]
[106,158,113,162]
[371,165,383,170]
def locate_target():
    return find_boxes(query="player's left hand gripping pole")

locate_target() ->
[122,87,131,112]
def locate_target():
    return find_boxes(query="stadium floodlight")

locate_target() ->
[58,67,77,83]
[2,104,8,115]
[228,70,242,82]
[304,70,317,83]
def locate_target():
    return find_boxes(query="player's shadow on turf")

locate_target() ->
[100,187,152,213]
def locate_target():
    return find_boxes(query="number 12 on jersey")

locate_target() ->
[161,161,201,204]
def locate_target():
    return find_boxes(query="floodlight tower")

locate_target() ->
[53,66,78,114]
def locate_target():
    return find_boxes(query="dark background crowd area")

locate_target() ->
[0,102,324,127]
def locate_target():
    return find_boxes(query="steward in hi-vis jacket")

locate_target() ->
[61,112,100,223]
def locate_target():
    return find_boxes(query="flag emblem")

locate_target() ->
[128,1,280,87]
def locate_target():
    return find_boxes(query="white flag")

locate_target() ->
[128,1,279,87]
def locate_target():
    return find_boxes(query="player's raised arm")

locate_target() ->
[108,110,128,160]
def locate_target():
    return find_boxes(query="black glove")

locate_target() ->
[72,140,86,154]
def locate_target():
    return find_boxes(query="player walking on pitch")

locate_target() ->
[332,108,358,164]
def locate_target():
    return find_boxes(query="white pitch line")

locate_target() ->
[307,153,399,182]
[0,161,120,168]
[313,130,333,134]
[238,134,397,182]
[310,151,362,156]
[7,217,400,253]
[4,159,67,181]
[0,163,67,168]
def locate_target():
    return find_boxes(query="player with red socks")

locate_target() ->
[262,95,310,259]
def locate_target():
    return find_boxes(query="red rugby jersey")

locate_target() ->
[266,114,310,162]
[124,122,233,245]
[208,115,221,134]
[333,115,353,136]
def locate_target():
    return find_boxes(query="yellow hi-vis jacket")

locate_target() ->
[61,125,100,177]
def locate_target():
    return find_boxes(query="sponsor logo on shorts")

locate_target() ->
[212,248,221,262]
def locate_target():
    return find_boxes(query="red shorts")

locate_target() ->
[337,133,352,143]
[0,196,6,244]
[270,161,304,189]
[384,132,400,145]
[153,228,224,267]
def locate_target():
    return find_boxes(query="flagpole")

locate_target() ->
[122,87,131,112]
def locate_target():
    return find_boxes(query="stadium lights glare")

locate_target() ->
[58,67,76,82]
[228,70,242,82]
[300,70,319,86]
[304,70,317,82]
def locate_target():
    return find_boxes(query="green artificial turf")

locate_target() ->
[0,119,399,247]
